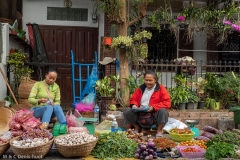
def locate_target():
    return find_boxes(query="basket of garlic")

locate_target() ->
[54,132,98,158]
[10,136,54,158]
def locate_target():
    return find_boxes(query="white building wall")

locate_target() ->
[22,0,104,53]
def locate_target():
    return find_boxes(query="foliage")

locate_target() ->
[169,75,190,106]
[205,142,238,160]
[147,3,175,31]
[139,44,148,59]
[97,0,124,23]
[218,72,240,105]
[110,36,133,49]
[4,95,14,107]
[91,132,138,159]
[7,50,34,96]
[138,30,152,39]
[205,97,219,110]
[204,73,223,101]
[95,76,115,97]
[188,91,199,103]
[192,77,208,101]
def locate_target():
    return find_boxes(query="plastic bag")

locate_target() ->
[76,103,94,112]
[9,117,22,131]
[15,109,34,123]
[66,110,84,127]
[81,92,95,104]
[81,65,98,96]
[25,117,41,128]
[163,118,188,133]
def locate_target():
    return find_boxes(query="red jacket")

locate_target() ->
[129,83,171,112]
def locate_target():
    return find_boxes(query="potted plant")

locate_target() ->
[169,75,190,110]
[110,36,133,49]
[7,50,34,97]
[192,77,208,109]
[95,76,115,115]
[187,91,200,110]
[204,73,223,110]
[138,30,152,43]
[17,29,26,39]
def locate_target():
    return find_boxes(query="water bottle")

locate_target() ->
[94,103,99,124]
[111,118,118,132]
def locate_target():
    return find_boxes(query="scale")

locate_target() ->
[185,120,200,137]
[78,117,98,135]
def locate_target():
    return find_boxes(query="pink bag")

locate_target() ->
[15,109,34,123]
[75,102,94,112]
[66,110,84,127]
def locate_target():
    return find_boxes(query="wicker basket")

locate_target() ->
[11,104,32,111]
[10,136,54,158]
[80,112,94,118]
[0,18,13,25]
[54,135,98,158]
[18,78,36,99]
[0,107,15,136]
[0,101,5,107]
[0,142,10,156]
[169,132,194,142]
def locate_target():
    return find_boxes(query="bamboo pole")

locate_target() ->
[0,68,18,104]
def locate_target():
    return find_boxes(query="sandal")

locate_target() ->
[156,133,163,137]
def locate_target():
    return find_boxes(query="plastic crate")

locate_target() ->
[169,132,194,142]
[177,145,206,158]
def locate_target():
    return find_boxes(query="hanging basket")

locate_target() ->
[104,37,112,45]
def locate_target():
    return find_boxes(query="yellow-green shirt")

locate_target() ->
[28,80,61,106]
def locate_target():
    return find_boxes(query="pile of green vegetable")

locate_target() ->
[91,132,137,160]
[205,130,240,159]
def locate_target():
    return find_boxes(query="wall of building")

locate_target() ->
[22,0,105,53]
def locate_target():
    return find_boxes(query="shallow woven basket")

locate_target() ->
[10,136,54,158]
[0,142,10,156]
[0,107,15,136]
[18,78,36,99]
[54,135,98,158]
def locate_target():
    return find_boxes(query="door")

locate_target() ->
[38,25,98,110]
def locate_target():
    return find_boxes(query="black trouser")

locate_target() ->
[123,107,168,127]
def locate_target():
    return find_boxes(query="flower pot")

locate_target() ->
[225,103,233,109]
[10,48,15,54]
[119,44,126,49]
[198,101,205,109]
[104,37,112,45]
[211,102,220,110]
[134,41,139,46]
[187,102,195,110]
[178,103,186,110]
[11,30,17,35]
[142,38,147,43]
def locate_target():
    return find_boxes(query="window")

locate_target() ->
[47,7,88,21]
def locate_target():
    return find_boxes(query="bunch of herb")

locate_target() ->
[205,142,238,160]
[206,130,240,147]
[91,132,138,160]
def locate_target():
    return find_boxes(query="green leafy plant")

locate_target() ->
[4,95,14,107]
[188,91,200,103]
[110,36,133,49]
[192,77,208,101]
[7,50,34,97]
[138,30,152,39]
[95,76,115,97]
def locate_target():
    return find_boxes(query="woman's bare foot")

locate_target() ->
[141,128,147,135]
[132,124,141,133]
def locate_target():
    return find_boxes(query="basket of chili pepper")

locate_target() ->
[169,128,194,142]
[177,145,206,158]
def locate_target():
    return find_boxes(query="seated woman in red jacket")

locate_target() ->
[123,70,171,137]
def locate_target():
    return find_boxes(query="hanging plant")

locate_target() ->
[110,36,133,49]
[139,43,148,59]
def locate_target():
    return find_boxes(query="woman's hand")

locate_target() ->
[147,106,154,112]
[38,98,48,103]
[132,105,138,109]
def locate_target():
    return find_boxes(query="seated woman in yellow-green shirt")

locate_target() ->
[28,68,66,129]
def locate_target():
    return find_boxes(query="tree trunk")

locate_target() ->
[117,0,129,106]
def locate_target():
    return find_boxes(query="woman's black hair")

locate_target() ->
[47,68,58,74]
[144,70,158,81]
